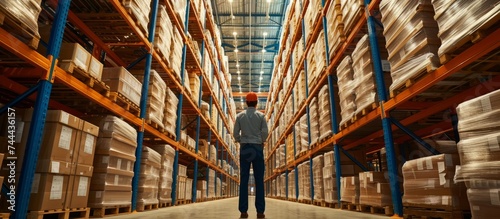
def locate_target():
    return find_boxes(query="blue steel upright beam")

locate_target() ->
[173,0,191,205]
[13,0,69,218]
[192,38,205,202]
[215,141,219,197]
[364,0,403,215]
[285,141,288,199]
[206,95,213,199]
[131,0,159,211]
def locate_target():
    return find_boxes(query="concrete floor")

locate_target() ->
[111,197,390,219]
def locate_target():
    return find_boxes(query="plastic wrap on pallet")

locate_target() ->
[122,0,151,36]
[457,110,500,140]
[456,132,500,168]
[155,5,173,61]
[289,170,296,198]
[327,0,345,57]
[299,161,312,200]
[90,115,138,143]
[132,69,166,129]
[402,154,469,209]
[318,85,333,140]
[138,147,160,207]
[456,89,500,120]
[299,114,309,153]
[309,97,320,146]
[186,178,193,200]
[313,155,325,201]
[102,67,143,106]
[340,0,364,32]
[0,0,42,37]
[337,55,356,126]
[149,145,175,203]
[171,0,187,27]
[467,188,500,219]
[432,0,500,57]
[341,176,360,204]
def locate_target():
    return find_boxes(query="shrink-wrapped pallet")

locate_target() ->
[340,0,365,33]
[432,0,500,58]
[298,161,312,200]
[132,69,166,129]
[326,0,345,57]
[164,87,178,138]
[352,35,377,115]
[170,28,184,80]
[0,0,42,39]
[102,67,142,106]
[122,0,151,36]
[337,55,356,127]
[359,172,392,207]
[149,144,175,204]
[289,170,296,198]
[380,0,440,92]
[341,176,360,204]
[467,187,500,219]
[88,116,137,207]
[137,146,161,211]
[402,154,468,209]
[309,97,320,146]
[299,114,309,153]
[313,155,325,202]
[318,85,333,140]
[155,5,173,64]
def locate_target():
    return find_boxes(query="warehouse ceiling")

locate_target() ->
[212,0,287,110]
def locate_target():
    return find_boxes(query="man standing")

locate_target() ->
[234,92,268,219]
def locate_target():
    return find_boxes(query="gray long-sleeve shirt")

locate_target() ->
[233,107,268,144]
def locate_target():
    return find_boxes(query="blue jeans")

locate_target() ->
[239,143,265,213]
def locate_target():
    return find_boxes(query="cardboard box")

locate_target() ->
[90,171,134,191]
[101,67,142,106]
[59,43,92,71]
[95,132,137,156]
[29,173,70,211]
[88,56,103,81]
[93,151,135,173]
[75,121,99,166]
[88,190,132,208]
[67,175,91,208]
[468,188,500,219]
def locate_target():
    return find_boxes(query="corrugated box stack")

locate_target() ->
[432,0,500,60]
[286,134,294,165]
[102,67,142,107]
[58,43,92,77]
[88,116,137,208]
[0,0,42,46]
[454,89,500,219]
[380,0,440,92]
[294,121,301,157]
[280,174,286,198]
[359,171,392,207]
[209,143,217,164]
[341,176,360,204]
[352,35,378,115]
[197,180,207,200]
[170,27,184,80]
[201,101,210,120]
[299,114,309,154]
[164,87,178,138]
[323,152,338,204]
[171,0,187,30]
[154,5,173,64]
[289,169,296,199]
[186,178,193,201]
[403,154,468,211]
[307,31,327,89]
[198,139,209,159]
[132,70,166,129]
[340,0,364,32]
[149,145,175,205]
[18,110,98,210]
[297,70,307,106]
[278,144,286,168]
[208,169,216,198]
[309,97,320,146]
[313,155,325,202]
[303,0,321,41]
[318,85,333,141]
[337,55,356,127]
[137,146,161,211]
[326,0,345,57]
[298,161,311,201]
[122,0,151,36]
[177,164,188,201]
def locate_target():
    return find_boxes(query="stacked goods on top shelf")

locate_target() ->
[155,5,173,65]
[88,116,137,208]
[326,0,345,57]
[149,145,175,205]
[164,87,179,138]
[309,97,319,146]
[17,110,98,210]
[102,67,142,107]
[340,0,365,33]
[432,0,500,61]
[298,161,311,201]
[122,0,151,36]
[337,55,356,127]
[313,155,325,202]
[380,0,441,92]
[58,43,103,81]
[402,154,468,210]
[137,146,161,211]
[455,89,500,219]
[359,171,392,207]
[318,85,333,140]
[303,0,322,42]
[171,0,187,29]
[341,176,360,204]
[132,69,166,129]
[0,0,42,48]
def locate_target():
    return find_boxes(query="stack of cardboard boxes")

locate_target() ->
[309,97,320,146]
[132,70,166,129]
[163,87,179,139]
[318,85,333,141]
[298,161,311,201]
[102,67,142,107]
[326,0,345,58]
[341,176,360,204]
[149,145,175,205]
[289,169,296,199]
[323,152,338,204]
[313,155,325,202]
[340,0,365,33]
[337,55,356,127]
[121,0,151,36]
[197,180,207,200]
[19,110,98,210]
[208,169,216,198]
[455,89,500,218]
[352,35,378,115]
[154,5,173,65]
[177,164,188,201]
[359,171,392,207]
[59,43,103,81]
[380,0,441,92]
[170,27,184,80]
[137,146,161,211]
[88,116,137,207]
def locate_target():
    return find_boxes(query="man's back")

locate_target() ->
[234,107,268,144]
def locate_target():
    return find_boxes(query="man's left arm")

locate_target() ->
[260,115,269,145]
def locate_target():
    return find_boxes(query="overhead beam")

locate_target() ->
[218,13,283,17]
[232,92,269,97]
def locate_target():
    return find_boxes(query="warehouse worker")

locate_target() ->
[234,92,268,219]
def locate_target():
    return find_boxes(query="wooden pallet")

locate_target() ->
[0,213,9,219]
[299,199,312,205]
[389,62,438,98]
[319,132,333,143]
[90,205,131,218]
[59,60,110,98]
[137,203,159,212]
[341,201,359,211]
[28,207,90,219]
[351,102,379,123]
[358,204,394,216]
[108,92,140,116]
[159,201,173,208]
[146,118,165,132]
[313,200,326,207]
[324,202,340,209]
[439,14,500,65]
[0,9,40,49]
[403,203,471,219]
[163,129,176,140]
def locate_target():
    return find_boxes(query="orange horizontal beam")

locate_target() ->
[232,92,269,98]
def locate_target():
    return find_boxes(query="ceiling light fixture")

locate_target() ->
[234,48,239,53]
[238,76,241,80]
[262,49,266,53]
[233,31,237,36]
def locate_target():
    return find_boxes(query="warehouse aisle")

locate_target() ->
[111,197,389,219]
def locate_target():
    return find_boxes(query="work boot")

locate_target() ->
[257,213,265,218]
[240,212,248,218]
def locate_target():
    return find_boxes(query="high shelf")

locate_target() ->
[0,0,239,217]
[264,0,500,216]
